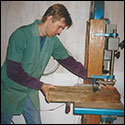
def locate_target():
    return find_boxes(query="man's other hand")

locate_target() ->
[101,84,116,90]
[41,83,56,102]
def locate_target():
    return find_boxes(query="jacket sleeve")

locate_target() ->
[6,59,44,90]
[57,56,93,83]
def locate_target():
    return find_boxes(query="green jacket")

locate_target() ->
[1,20,69,114]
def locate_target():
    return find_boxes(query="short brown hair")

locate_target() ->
[42,3,72,29]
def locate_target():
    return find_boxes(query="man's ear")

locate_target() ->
[47,16,54,22]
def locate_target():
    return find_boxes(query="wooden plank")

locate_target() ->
[87,19,105,77]
[74,102,124,110]
[47,86,122,109]
[47,86,124,124]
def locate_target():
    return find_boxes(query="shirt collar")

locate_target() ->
[32,19,41,37]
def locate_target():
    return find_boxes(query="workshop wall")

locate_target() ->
[1,1,124,124]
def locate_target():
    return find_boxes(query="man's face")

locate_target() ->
[46,16,66,37]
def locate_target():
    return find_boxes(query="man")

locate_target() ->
[1,3,108,124]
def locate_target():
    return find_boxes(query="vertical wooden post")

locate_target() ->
[84,21,90,84]
[87,19,105,77]
[82,115,101,124]
[83,19,105,124]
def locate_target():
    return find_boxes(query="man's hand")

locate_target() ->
[41,83,56,102]
[101,84,116,90]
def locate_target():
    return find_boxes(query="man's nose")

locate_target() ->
[57,29,63,35]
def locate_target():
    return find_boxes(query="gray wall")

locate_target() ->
[1,1,124,124]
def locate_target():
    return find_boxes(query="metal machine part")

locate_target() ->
[106,24,117,33]
[91,75,115,92]
[114,40,124,59]
[89,1,104,20]
[106,38,119,51]
[104,50,112,60]
[74,107,124,116]
[101,116,117,124]
[119,40,124,49]
[89,1,121,83]
[103,24,120,76]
